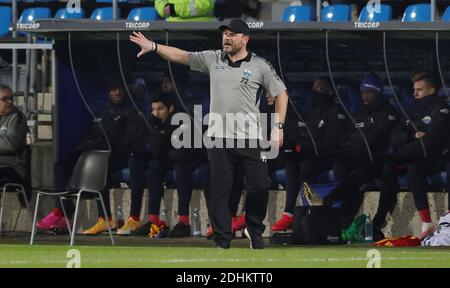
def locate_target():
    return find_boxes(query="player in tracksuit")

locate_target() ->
[306,74,400,233]
[375,71,450,240]
[271,77,347,231]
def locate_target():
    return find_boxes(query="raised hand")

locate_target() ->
[129,31,156,58]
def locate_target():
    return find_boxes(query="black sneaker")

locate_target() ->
[244,228,265,249]
[132,221,152,237]
[373,228,385,242]
[168,222,191,238]
[215,239,231,249]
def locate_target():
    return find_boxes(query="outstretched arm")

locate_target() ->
[129,31,190,65]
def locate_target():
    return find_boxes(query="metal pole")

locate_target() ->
[317,0,321,22]
[112,0,118,20]
[12,0,17,92]
[24,34,31,116]
[431,0,436,21]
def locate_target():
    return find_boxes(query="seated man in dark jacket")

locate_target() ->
[0,84,29,205]
[271,77,348,231]
[377,71,450,240]
[36,83,143,234]
[305,73,399,234]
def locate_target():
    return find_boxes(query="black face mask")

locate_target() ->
[312,91,333,107]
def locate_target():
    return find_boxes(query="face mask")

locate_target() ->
[312,91,332,106]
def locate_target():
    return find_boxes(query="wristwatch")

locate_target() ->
[274,122,284,129]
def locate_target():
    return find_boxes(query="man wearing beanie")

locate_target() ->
[304,73,399,237]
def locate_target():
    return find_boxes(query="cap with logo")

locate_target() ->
[219,19,250,36]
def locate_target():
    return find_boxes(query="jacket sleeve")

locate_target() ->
[395,104,450,158]
[389,115,410,149]
[0,112,27,155]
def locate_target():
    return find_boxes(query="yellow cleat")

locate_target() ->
[148,222,169,238]
[116,217,140,236]
[83,218,115,235]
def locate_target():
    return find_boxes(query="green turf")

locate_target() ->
[1,244,450,268]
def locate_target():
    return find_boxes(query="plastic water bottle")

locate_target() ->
[365,215,373,243]
[116,205,124,229]
[192,208,202,238]
[161,208,170,226]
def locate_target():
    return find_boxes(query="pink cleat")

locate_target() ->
[232,214,246,233]
[36,209,64,231]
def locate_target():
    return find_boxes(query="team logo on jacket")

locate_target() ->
[241,70,252,85]
[440,108,449,114]
[388,115,397,121]
[337,114,346,120]
[318,120,325,128]
[422,116,432,125]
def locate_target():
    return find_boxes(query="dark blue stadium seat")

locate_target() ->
[189,165,208,189]
[128,7,159,21]
[358,3,392,22]
[442,6,450,21]
[402,3,431,22]
[281,5,314,22]
[273,169,287,188]
[396,170,448,191]
[321,4,351,22]
[90,7,121,20]
[19,7,52,23]
[55,8,85,19]
[111,167,131,187]
[0,6,11,37]
[317,169,337,183]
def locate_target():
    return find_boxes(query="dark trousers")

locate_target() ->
[207,146,269,243]
[203,164,244,218]
[407,157,446,211]
[174,160,209,216]
[372,162,403,229]
[284,155,332,214]
[325,160,382,228]
[129,156,173,217]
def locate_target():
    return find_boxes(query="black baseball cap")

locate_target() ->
[219,19,250,36]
